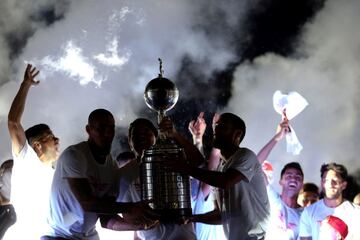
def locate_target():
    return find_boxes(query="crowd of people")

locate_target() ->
[1,64,360,240]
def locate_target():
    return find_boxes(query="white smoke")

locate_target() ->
[0,0,70,160]
[228,0,360,186]
[0,0,238,161]
[0,1,239,239]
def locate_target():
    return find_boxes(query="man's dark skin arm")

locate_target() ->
[67,178,158,221]
[189,205,222,225]
[159,117,205,167]
[99,214,159,231]
[172,132,204,167]
[186,167,246,189]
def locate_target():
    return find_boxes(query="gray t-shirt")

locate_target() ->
[216,147,270,240]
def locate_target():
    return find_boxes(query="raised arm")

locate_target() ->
[189,112,221,197]
[159,116,204,167]
[188,112,206,153]
[256,120,289,164]
[8,64,40,155]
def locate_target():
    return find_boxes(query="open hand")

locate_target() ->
[126,201,160,225]
[23,64,40,86]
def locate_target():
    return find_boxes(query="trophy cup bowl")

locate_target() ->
[144,76,179,121]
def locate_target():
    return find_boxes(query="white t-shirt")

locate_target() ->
[299,199,360,240]
[265,185,303,240]
[191,183,226,240]
[117,159,196,240]
[5,142,54,240]
[216,147,270,240]
[46,141,119,240]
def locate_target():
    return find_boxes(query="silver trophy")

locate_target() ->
[141,59,192,222]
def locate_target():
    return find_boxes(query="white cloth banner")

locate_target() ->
[273,90,308,155]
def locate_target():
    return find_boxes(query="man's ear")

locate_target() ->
[233,129,243,144]
[86,124,90,134]
[32,141,42,155]
[279,177,284,187]
[128,138,134,152]
[341,180,348,191]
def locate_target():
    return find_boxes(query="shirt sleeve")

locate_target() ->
[61,147,87,179]
[299,207,312,237]
[267,184,281,207]
[228,148,258,182]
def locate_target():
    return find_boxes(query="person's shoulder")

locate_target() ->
[340,200,360,210]
[59,141,88,161]
[63,141,88,153]
[238,147,257,158]
[0,159,14,170]
[239,147,260,165]
[118,159,139,181]
[303,199,324,213]
[239,147,256,154]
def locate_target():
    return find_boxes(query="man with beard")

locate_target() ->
[256,120,304,240]
[168,112,270,240]
[43,109,157,240]
[299,163,360,239]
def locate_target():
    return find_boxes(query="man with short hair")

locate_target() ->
[44,109,157,240]
[257,120,304,240]
[299,162,360,239]
[168,112,270,240]
[6,64,60,239]
[297,182,319,207]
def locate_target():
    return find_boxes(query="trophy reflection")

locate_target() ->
[141,59,192,222]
